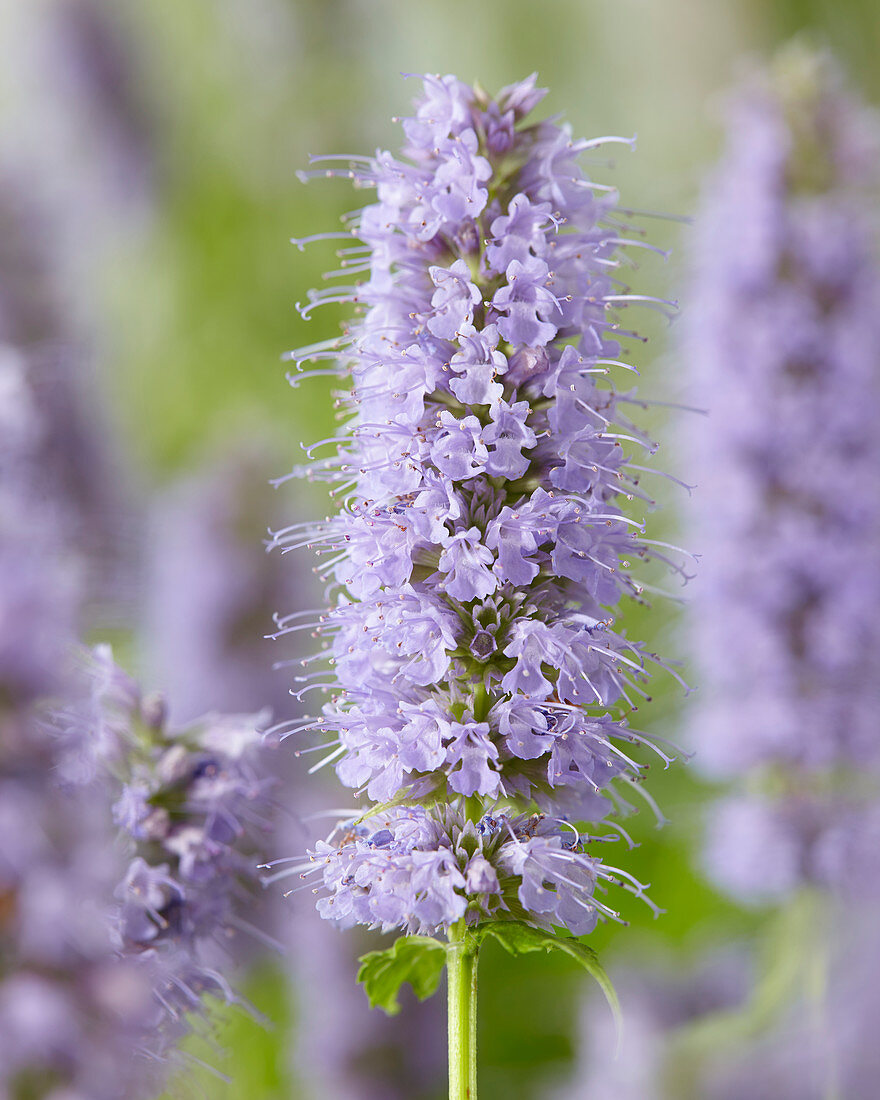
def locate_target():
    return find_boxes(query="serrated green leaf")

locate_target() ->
[478,922,621,1036]
[356,935,447,1016]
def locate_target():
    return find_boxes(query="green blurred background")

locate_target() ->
[1,0,877,1096]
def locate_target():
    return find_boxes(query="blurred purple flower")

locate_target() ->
[46,645,282,1043]
[702,907,880,1099]
[687,47,880,902]
[144,446,313,724]
[0,173,136,633]
[0,0,155,279]
[705,793,880,907]
[552,952,749,1100]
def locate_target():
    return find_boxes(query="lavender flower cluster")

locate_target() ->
[56,646,279,1024]
[305,806,649,938]
[688,48,880,903]
[279,74,679,937]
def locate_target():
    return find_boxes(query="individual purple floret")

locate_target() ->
[686,46,880,903]
[280,74,683,942]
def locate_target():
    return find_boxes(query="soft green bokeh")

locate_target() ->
[159,965,295,1100]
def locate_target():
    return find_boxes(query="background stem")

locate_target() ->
[447,921,479,1100]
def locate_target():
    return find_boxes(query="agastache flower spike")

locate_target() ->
[282,73,684,1095]
[687,46,880,905]
[47,645,281,1049]
[681,54,880,1092]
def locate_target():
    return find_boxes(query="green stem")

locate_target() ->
[472,683,491,723]
[447,921,479,1100]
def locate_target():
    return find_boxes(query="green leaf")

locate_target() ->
[477,922,621,1036]
[351,780,444,825]
[356,935,448,1016]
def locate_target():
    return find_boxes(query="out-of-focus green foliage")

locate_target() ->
[158,965,295,1100]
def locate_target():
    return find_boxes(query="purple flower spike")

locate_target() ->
[44,646,281,1051]
[687,46,880,904]
[283,74,683,943]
